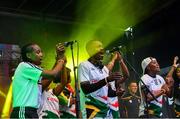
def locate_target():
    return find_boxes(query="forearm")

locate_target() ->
[53,67,68,96]
[81,79,107,94]
[41,79,53,91]
[60,67,68,86]
[119,59,129,78]
[53,83,66,96]
[166,65,176,79]
[147,90,164,102]
[42,59,65,78]
[106,59,115,71]
[166,56,178,78]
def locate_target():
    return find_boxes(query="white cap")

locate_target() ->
[141,57,152,74]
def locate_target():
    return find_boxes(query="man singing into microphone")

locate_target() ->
[78,39,129,118]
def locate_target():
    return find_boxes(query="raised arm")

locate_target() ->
[79,62,121,95]
[166,56,179,79]
[164,56,179,97]
[41,43,66,79]
[53,67,68,96]
[117,52,130,79]
[106,52,129,79]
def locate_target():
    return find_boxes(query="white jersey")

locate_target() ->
[139,74,165,117]
[38,89,60,118]
[78,60,109,104]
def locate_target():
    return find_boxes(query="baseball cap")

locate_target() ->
[141,57,152,74]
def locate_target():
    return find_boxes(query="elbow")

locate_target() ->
[126,73,130,79]
[81,86,89,95]
[82,90,89,95]
[80,82,90,95]
[126,70,130,78]
[123,73,130,81]
[122,70,130,79]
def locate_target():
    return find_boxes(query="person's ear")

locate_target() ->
[26,52,31,59]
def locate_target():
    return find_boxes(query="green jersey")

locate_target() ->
[12,62,42,108]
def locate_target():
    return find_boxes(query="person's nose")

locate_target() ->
[39,52,43,58]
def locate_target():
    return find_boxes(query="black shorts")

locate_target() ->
[10,107,38,119]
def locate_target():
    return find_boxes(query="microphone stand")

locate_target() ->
[69,43,80,118]
[119,51,158,117]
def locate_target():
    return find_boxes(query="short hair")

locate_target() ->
[128,80,137,86]
[86,39,102,56]
[21,43,35,62]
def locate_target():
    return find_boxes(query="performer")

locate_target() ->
[78,39,125,118]
[10,43,66,118]
[139,57,174,118]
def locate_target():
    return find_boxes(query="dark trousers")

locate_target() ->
[10,107,38,119]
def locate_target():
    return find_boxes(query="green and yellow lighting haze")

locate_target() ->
[2,0,172,116]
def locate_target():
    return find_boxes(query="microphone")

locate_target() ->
[64,40,77,47]
[106,45,122,54]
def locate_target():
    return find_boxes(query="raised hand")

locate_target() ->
[115,51,123,61]
[173,56,179,68]
[56,43,65,56]
[111,51,123,61]
[56,43,66,61]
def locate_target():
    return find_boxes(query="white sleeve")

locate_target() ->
[141,75,150,86]
[78,63,90,82]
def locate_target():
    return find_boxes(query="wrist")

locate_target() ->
[111,59,116,64]
[108,61,114,67]
[119,59,123,63]
[56,54,64,60]
[172,64,177,69]
[57,59,65,64]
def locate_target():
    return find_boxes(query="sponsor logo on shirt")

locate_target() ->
[47,97,59,103]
